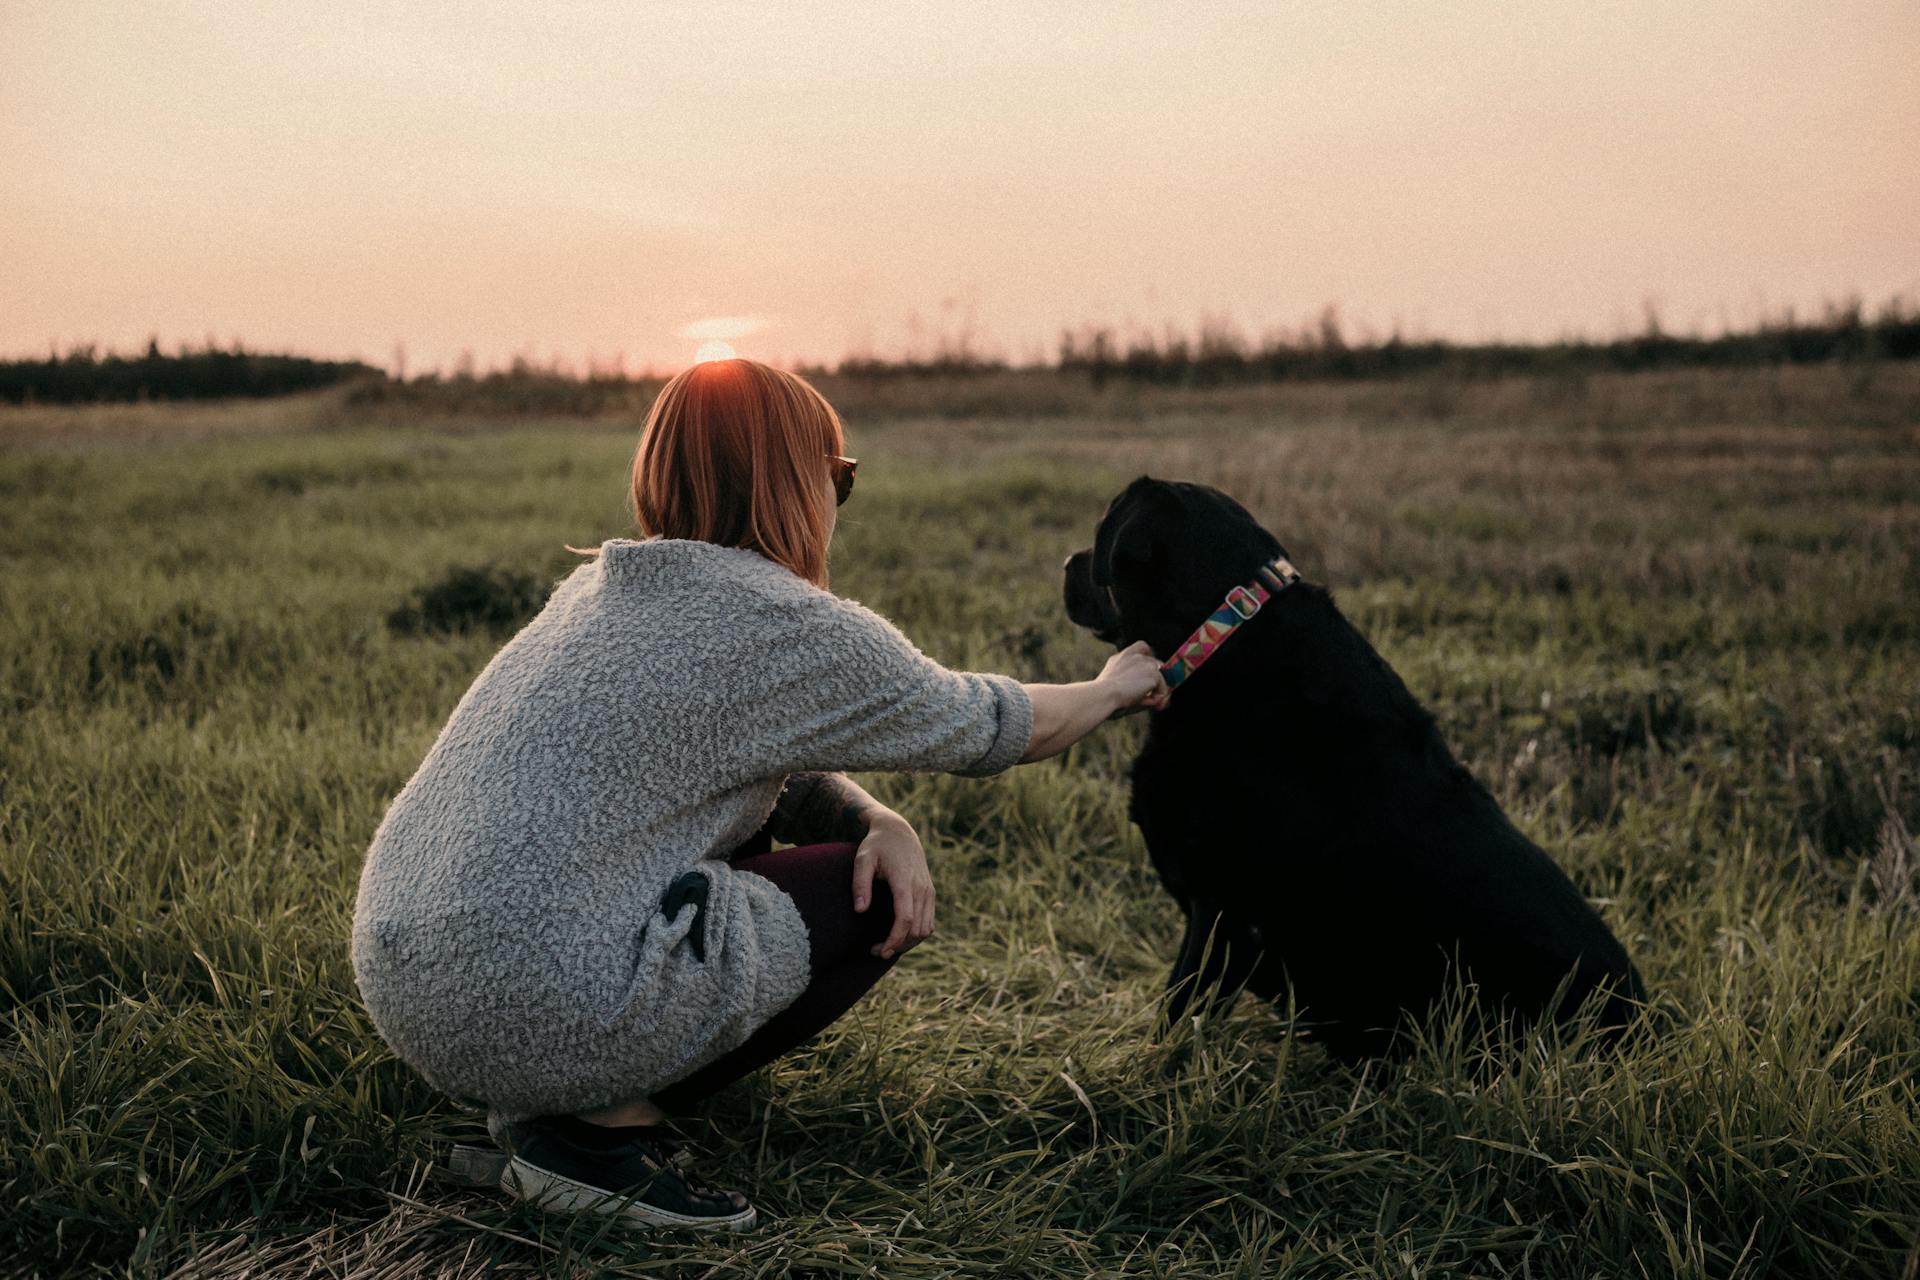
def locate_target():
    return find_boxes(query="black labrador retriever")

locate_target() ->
[1063,475,1644,1059]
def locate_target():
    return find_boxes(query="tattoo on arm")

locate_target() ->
[771,772,876,844]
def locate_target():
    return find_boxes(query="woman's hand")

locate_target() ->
[851,808,935,960]
[1100,640,1170,716]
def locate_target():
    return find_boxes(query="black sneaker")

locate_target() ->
[497,1113,757,1232]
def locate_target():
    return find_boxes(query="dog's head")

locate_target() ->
[1063,475,1289,657]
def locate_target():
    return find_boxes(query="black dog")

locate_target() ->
[1064,476,1644,1059]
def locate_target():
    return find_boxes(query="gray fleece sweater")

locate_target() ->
[350,536,1034,1119]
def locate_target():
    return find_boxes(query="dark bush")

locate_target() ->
[84,604,232,700]
[1572,686,1696,757]
[387,565,548,637]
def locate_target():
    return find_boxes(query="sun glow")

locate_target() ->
[682,316,766,341]
[694,339,737,363]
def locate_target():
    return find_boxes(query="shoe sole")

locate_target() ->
[501,1154,758,1233]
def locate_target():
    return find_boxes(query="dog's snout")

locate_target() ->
[1062,547,1120,640]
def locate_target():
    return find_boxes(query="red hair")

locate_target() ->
[625,359,845,588]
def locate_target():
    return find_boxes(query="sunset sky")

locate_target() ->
[3,1,1915,374]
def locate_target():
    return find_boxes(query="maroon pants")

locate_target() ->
[651,826,896,1112]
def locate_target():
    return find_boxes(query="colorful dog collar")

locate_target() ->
[1158,557,1302,691]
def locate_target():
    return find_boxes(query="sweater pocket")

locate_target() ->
[606,866,723,1033]
[656,870,712,961]
[626,869,710,974]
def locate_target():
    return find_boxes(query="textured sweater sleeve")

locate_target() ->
[756,590,1034,779]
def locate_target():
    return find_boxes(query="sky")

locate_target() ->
[2,0,1916,374]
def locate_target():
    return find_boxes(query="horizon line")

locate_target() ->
[10,290,1917,379]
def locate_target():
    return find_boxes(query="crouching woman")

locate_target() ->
[350,358,1165,1231]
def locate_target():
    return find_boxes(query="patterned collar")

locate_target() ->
[1158,557,1302,691]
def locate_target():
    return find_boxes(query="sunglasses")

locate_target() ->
[827,454,858,506]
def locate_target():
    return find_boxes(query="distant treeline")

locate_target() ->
[10,299,1918,407]
[1057,299,1920,389]
[834,297,1920,387]
[0,340,381,405]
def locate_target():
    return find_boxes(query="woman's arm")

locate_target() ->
[769,770,934,961]
[1018,640,1167,763]
[764,640,1164,961]
[770,770,885,844]
[757,591,1164,780]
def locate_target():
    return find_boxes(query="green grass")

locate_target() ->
[2,366,1918,1277]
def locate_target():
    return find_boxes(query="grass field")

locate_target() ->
[3,365,1918,1277]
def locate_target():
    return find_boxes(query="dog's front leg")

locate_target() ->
[1163,903,1216,1024]
[1163,901,1265,1026]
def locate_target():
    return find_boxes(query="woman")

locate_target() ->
[351,358,1167,1232]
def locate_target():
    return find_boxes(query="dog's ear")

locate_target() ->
[1093,479,1178,587]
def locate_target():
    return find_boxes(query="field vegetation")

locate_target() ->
[2,364,1917,1276]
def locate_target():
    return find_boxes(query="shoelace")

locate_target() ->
[640,1133,727,1197]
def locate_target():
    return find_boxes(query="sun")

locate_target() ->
[694,340,737,363]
